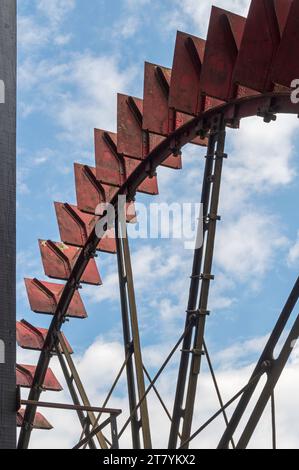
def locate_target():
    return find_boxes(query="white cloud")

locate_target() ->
[19,52,137,145]
[18,0,75,50]
[163,0,250,36]
[37,0,75,26]
[17,331,299,449]
[215,212,288,284]
[287,231,299,267]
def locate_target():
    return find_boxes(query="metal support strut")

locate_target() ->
[57,333,108,449]
[218,276,299,449]
[115,216,152,449]
[169,115,227,449]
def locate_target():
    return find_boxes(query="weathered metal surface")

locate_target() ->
[24,278,87,319]
[233,0,292,94]
[124,157,159,196]
[142,62,182,169]
[39,240,102,286]
[75,163,117,214]
[18,91,299,449]
[75,163,136,220]
[17,320,73,353]
[17,365,63,392]
[0,0,16,450]
[95,129,124,186]
[200,6,246,103]
[148,133,182,170]
[273,0,293,36]
[169,31,205,116]
[143,62,172,136]
[55,202,116,254]
[17,409,53,430]
[271,0,299,88]
[143,61,206,149]
[117,94,144,160]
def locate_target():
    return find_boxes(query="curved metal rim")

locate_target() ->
[18,90,299,447]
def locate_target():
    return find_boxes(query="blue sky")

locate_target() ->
[17,0,299,448]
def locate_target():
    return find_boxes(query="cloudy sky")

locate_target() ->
[17,0,299,449]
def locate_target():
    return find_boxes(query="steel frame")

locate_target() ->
[17,92,299,449]
[115,216,152,449]
[12,0,299,450]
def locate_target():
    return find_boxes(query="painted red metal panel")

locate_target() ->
[17,365,63,392]
[233,0,292,94]
[200,6,246,103]
[17,409,53,430]
[74,163,136,222]
[17,320,73,353]
[95,129,125,187]
[117,94,144,160]
[123,156,159,195]
[273,0,293,36]
[55,202,116,254]
[24,278,87,319]
[39,240,102,286]
[75,163,117,214]
[143,62,172,136]
[271,0,299,88]
[169,31,205,116]
[148,133,182,170]
[142,62,183,168]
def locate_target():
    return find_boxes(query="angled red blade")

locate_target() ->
[24,278,87,319]
[117,94,144,160]
[95,129,125,187]
[17,320,73,353]
[17,409,53,430]
[74,163,136,220]
[200,6,246,104]
[17,364,63,392]
[39,240,102,286]
[169,31,205,116]
[143,62,172,136]
[233,0,293,94]
[55,202,117,254]
[271,0,299,88]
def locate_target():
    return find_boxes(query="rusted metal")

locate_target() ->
[119,222,152,449]
[117,94,144,160]
[17,320,73,353]
[15,0,299,451]
[21,400,121,415]
[143,62,182,169]
[115,223,140,449]
[168,131,217,449]
[17,409,53,431]
[218,277,299,449]
[55,347,97,449]
[24,278,87,319]
[169,31,205,116]
[95,129,124,186]
[39,240,102,285]
[143,62,172,136]
[17,365,63,392]
[200,6,246,105]
[18,92,298,449]
[233,0,292,95]
[271,0,299,88]
[57,332,108,449]
[143,60,207,148]
[75,163,136,219]
[55,202,116,254]
[181,117,227,448]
